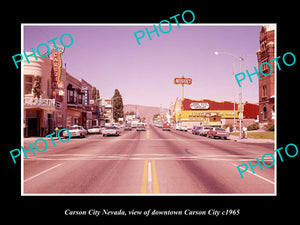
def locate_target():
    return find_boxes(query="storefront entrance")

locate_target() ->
[27,118,39,137]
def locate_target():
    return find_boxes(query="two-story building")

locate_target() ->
[23,50,101,137]
[23,52,62,137]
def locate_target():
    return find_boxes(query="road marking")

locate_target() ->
[148,160,152,193]
[141,159,160,194]
[231,163,274,185]
[26,153,275,162]
[152,159,159,194]
[146,130,150,139]
[24,163,63,183]
[141,159,148,193]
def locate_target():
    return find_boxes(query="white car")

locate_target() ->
[88,126,101,134]
[102,126,121,136]
[136,123,146,131]
[64,125,87,138]
[180,125,188,132]
[199,126,211,136]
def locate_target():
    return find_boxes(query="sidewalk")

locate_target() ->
[229,134,274,143]
[23,136,59,143]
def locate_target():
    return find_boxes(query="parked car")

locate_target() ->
[64,125,87,138]
[199,126,211,136]
[102,126,121,136]
[192,125,202,135]
[175,124,181,130]
[180,125,188,132]
[136,123,146,131]
[124,124,132,131]
[88,126,101,134]
[162,122,171,131]
[207,127,230,139]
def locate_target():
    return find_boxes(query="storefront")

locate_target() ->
[174,98,259,128]
[66,108,84,127]
[24,97,60,137]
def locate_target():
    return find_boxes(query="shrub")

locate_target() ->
[247,123,259,131]
[266,122,274,131]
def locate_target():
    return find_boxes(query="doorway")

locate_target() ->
[27,118,39,137]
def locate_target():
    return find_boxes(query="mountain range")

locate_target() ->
[124,104,168,123]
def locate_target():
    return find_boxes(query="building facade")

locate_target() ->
[256,25,275,123]
[173,98,259,129]
[23,51,101,137]
[23,52,61,137]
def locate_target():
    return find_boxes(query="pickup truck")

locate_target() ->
[207,127,230,140]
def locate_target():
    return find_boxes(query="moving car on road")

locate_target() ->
[162,122,171,131]
[102,126,121,136]
[88,126,101,134]
[180,125,188,132]
[136,123,146,131]
[207,127,230,139]
[124,124,132,131]
[192,125,202,135]
[64,125,87,138]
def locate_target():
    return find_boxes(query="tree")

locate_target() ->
[112,89,124,123]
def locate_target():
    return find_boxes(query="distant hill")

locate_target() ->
[124,104,168,123]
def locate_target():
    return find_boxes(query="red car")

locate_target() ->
[162,122,171,131]
[207,127,230,140]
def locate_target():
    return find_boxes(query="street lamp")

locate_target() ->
[214,51,244,140]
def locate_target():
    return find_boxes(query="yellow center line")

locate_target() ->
[152,159,159,194]
[146,130,150,139]
[140,158,160,194]
[141,159,148,194]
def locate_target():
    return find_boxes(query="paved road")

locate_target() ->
[23,125,275,194]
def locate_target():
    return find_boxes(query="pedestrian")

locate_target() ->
[242,126,248,139]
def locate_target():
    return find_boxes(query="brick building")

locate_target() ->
[256,25,275,123]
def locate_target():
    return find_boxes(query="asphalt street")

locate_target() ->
[23,125,275,194]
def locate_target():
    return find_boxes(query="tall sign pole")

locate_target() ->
[173,76,192,100]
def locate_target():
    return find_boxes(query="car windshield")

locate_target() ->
[106,126,116,129]
[92,126,100,128]
[137,124,145,128]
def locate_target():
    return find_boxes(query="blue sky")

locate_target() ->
[23,24,268,108]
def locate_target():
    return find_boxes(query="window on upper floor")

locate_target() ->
[24,76,41,95]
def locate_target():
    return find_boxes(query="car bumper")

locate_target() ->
[88,130,100,134]
[63,132,81,137]
[216,133,230,137]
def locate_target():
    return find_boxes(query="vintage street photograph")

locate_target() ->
[21,24,276,195]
